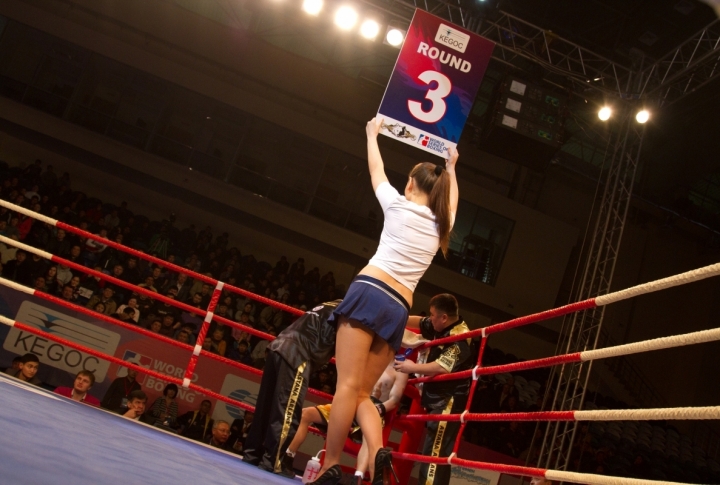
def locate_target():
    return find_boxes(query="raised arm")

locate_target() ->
[446,146,459,216]
[366,117,389,191]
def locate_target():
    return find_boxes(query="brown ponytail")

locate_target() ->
[409,162,452,257]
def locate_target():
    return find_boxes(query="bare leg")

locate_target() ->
[287,407,322,455]
[357,437,369,477]
[354,333,394,478]
[317,319,390,476]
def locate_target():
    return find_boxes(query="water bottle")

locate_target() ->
[302,449,325,484]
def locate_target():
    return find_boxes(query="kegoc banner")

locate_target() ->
[378,9,495,157]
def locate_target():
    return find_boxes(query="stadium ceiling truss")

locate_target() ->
[364,0,720,106]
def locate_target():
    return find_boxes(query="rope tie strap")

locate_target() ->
[446,452,456,465]
[459,410,468,424]
[471,365,480,381]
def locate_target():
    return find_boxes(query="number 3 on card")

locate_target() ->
[407,70,452,124]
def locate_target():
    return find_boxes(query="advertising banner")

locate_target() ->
[0,286,328,426]
[378,9,495,157]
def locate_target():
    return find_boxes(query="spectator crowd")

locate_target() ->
[0,159,343,391]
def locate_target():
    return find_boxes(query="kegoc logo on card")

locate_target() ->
[3,301,121,381]
[435,24,470,53]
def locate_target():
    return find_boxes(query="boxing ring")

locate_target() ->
[0,197,719,485]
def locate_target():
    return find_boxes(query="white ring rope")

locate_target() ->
[545,470,689,485]
[581,327,720,361]
[595,262,720,306]
[0,234,52,260]
[0,198,59,226]
[575,406,720,421]
[0,277,34,296]
[0,315,17,328]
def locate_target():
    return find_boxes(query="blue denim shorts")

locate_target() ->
[330,275,410,352]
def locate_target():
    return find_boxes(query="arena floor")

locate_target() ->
[0,374,299,485]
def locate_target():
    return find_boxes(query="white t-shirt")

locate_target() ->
[368,182,449,292]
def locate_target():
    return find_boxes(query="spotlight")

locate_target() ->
[384,27,405,47]
[302,0,323,15]
[636,109,650,124]
[335,6,358,30]
[360,19,380,40]
[598,107,612,121]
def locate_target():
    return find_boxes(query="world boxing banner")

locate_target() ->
[378,9,495,157]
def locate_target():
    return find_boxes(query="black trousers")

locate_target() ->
[242,351,311,473]
[418,397,466,485]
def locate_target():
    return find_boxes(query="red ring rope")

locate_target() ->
[1,316,253,413]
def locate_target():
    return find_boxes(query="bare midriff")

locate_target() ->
[357,264,413,308]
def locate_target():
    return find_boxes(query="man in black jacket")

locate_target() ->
[242,300,340,477]
[394,293,474,485]
[101,367,141,411]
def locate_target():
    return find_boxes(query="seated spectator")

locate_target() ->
[116,297,141,323]
[227,410,254,453]
[6,353,42,386]
[201,337,216,354]
[258,298,283,330]
[3,249,34,285]
[176,330,192,344]
[177,400,214,442]
[43,265,60,295]
[56,264,73,286]
[149,266,168,292]
[25,253,48,282]
[106,264,128,303]
[66,244,83,266]
[208,328,227,356]
[53,370,100,406]
[151,292,179,321]
[33,276,47,292]
[234,302,256,323]
[309,368,331,391]
[147,383,179,427]
[195,283,212,307]
[165,272,191,302]
[174,322,197,345]
[77,266,103,301]
[228,340,253,366]
[158,314,177,338]
[136,276,157,293]
[122,257,142,285]
[3,355,22,375]
[207,420,233,450]
[86,287,117,315]
[114,306,137,323]
[46,228,71,256]
[5,217,20,240]
[59,284,77,303]
[147,319,162,333]
[121,390,148,421]
[101,367,141,411]
[83,227,108,267]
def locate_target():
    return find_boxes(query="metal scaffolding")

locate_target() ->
[535,109,645,472]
